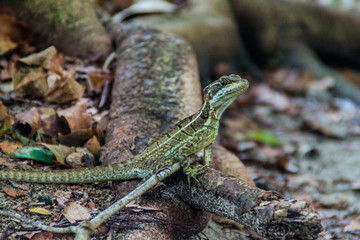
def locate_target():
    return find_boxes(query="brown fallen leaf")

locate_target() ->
[15,107,41,137]
[267,68,335,93]
[16,46,61,73]
[0,59,13,81]
[63,202,91,223]
[344,217,360,234]
[39,143,74,165]
[251,84,298,113]
[267,68,313,93]
[57,99,91,132]
[45,70,84,104]
[301,113,347,139]
[223,114,258,132]
[38,107,69,143]
[0,141,23,155]
[0,102,13,137]
[87,201,96,210]
[12,46,61,97]
[58,129,94,146]
[308,76,335,91]
[86,71,112,94]
[30,232,74,240]
[1,186,27,198]
[245,145,298,173]
[0,36,17,55]
[84,136,101,159]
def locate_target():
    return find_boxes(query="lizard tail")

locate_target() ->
[0,163,144,184]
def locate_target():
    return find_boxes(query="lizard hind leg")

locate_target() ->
[137,158,174,189]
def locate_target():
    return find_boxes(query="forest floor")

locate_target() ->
[202,69,360,240]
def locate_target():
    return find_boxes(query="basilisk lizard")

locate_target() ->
[0,75,249,184]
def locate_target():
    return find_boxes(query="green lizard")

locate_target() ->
[0,74,249,184]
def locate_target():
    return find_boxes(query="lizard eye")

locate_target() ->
[220,80,226,86]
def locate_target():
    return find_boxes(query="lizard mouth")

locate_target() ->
[223,81,249,99]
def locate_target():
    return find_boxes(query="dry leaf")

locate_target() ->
[45,70,84,104]
[0,102,13,137]
[29,207,51,215]
[39,143,74,165]
[17,46,61,72]
[246,145,298,173]
[308,76,335,91]
[223,115,258,132]
[30,232,74,240]
[0,59,13,81]
[63,202,91,223]
[0,141,23,155]
[344,217,360,234]
[0,36,17,55]
[38,107,69,142]
[54,190,72,208]
[58,129,94,146]
[267,68,335,93]
[251,84,295,112]
[86,71,111,93]
[88,201,96,210]
[15,107,41,137]
[13,66,49,97]
[57,99,91,132]
[301,111,347,139]
[84,136,101,159]
[1,186,27,198]
[12,46,61,97]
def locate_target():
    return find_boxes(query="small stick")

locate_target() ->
[0,163,181,240]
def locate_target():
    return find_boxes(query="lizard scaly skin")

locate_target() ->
[0,75,249,184]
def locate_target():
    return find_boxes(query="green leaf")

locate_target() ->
[245,130,282,147]
[15,131,36,146]
[12,147,56,164]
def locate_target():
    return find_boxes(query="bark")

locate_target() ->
[232,0,360,62]
[166,169,322,240]
[102,24,207,239]
[127,0,260,81]
[232,0,360,102]
[3,0,112,60]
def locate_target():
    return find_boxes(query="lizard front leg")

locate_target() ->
[181,143,213,186]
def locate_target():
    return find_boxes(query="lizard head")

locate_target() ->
[203,74,249,119]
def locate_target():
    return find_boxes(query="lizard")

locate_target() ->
[0,74,249,184]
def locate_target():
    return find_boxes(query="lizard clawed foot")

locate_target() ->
[182,161,208,188]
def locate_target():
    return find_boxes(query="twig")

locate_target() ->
[0,163,181,240]
[0,210,76,234]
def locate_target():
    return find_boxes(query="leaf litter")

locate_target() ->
[218,67,360,239]
[0,30,113,238]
